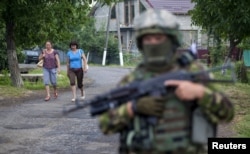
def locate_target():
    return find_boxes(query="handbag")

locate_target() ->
[78,49,89,71]
[37,59,44,68]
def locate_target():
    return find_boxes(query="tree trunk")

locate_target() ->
[223,38,240,65]
[228,38,235,58]
[5,3,23,87]
[221,38,237,75]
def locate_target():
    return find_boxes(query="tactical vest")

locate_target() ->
[119,64,215,154]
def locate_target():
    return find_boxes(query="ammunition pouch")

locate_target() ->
[191,107,216,144]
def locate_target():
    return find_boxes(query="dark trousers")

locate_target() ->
[68,68,84,89]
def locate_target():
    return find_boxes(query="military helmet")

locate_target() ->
[133,9,182,50]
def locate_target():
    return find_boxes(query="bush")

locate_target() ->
[209,46,227,66]
[0,69,11,85]
[123,52,142,66]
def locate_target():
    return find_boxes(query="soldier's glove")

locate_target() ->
[132,96,165,117]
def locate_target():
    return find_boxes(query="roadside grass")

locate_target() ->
[0,68,70,100]
[0,85,27,98]
[217,82,250,137]
[213,68,250,137]
[236,114,250,137]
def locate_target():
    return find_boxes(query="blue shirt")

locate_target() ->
[67,49,84,69]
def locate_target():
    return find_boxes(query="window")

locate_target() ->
[111,6,116,19]
[180,30,198,48]
[124,0,129,25]
[130,3,135,24]
[124,0,135,25]
[139,1,146,13]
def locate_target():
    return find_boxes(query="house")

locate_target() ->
[93,0,208,53]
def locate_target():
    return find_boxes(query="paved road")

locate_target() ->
[0,66,132,154]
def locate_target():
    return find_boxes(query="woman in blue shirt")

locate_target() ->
[67,41,88,102]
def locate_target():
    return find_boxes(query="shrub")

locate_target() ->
[0,69,11,85]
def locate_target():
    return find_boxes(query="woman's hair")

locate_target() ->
[69,41,79,48]
[46,40,53,46]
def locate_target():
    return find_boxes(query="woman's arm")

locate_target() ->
[39,49,45,61]
[82,53,88,72]
[66,57,70,75]
[55,53,61,73]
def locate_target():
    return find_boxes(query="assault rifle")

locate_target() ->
[63,64,236,117]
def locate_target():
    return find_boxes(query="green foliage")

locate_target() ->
[16,47,26,63]
[209,46,227,66]
[235,60,248,83]
[68,18,119,64]
[190,0,250,38]
[123,52,142,66]
[0,69,11,85]
[190,0,250,49]
[0,0,92,49]
[0,22,7,70]
[71,18,118,54]
[0,50,8,71]
[238,37,250,50]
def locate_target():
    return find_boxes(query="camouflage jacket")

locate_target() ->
[98,61,234,154]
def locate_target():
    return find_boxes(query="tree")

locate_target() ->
[0,0,119,87]
[190,0,250,60]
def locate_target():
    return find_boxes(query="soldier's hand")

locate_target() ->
[164,80,205,101]
[133,96,165,117]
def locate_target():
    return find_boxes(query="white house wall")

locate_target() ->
[94,2,139,31]
[176,15,203,48]
[94,5,110,31]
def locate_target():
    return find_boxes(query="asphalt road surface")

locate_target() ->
[0,66,132,154]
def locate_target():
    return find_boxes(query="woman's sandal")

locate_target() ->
[44,96,50,101]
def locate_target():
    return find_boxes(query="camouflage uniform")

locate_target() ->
[98,9,234,154]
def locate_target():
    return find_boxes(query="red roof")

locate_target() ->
[146,0,195,14]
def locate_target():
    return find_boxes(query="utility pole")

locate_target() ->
[115,3,124,66]
[102,4,112,66]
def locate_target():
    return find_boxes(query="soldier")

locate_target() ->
[98,9,234,154]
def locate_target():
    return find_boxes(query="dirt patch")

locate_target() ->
[0,77,94,107]
[0,88,46,107]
